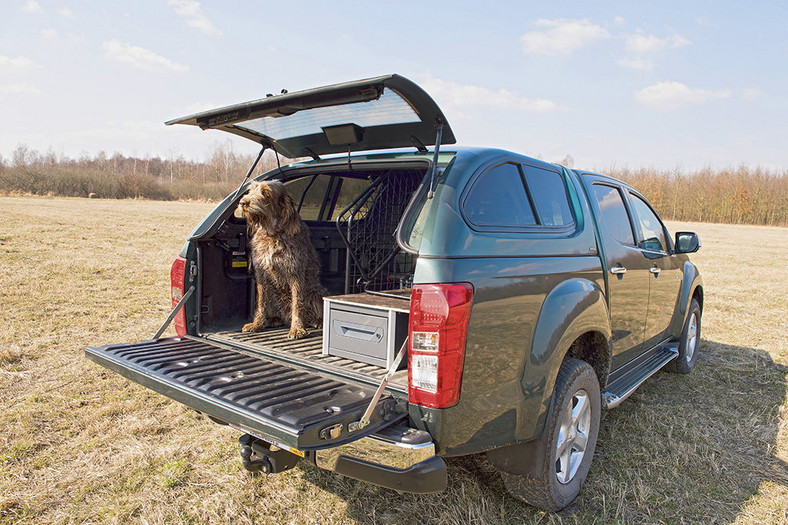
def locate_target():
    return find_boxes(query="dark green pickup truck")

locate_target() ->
[86,75,703,511]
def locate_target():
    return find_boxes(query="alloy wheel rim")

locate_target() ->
[686,313,698,363]
[555,389,591,484]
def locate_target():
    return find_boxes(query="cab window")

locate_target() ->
[629,193,667,252]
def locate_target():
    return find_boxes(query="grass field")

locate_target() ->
[1,195,787,524]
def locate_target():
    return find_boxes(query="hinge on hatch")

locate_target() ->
[188,261,198,282]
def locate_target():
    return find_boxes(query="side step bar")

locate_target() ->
[603,344,678,409]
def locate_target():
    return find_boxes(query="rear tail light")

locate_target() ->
[408,283,474,409]
[170,257,187,337]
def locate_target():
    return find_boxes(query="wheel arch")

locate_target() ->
[515,277,611,441]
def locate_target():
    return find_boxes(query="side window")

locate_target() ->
[464,163,536,228]
[521,165,574,226]
[592,184,635,245]
[285,175,327,220]
[629,193,667,252]
[284,174,373,221]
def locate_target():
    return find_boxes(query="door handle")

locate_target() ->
[610,266,627,275]
[649,266,661,275]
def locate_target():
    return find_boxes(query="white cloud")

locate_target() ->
[742,88,762,100]
[635,81,730,109]
[0,84,41,94]
[618,57,654,71]
[625,33,691,54]
[41,28,58,39]
[67,33,87,44]
[419,75,565,113]
[613,16,626,26]
[168,0,221,35]
[21,0,42,13]
[58,7,74,18]
[0,55,38,68]
[521,19,610,56]
[103,40,189,73]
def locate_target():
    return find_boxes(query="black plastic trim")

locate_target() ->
[333,455,447,494]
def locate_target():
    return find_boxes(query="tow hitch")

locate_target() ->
[239,434,301,474]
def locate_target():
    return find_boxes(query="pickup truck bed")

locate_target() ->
[206,329,408,391]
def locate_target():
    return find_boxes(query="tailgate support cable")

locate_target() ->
[352,337,408,431]
[153,285,195,340]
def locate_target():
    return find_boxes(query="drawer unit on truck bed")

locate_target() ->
[322,293,410,369]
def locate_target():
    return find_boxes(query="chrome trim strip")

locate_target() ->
[315,432,436,471]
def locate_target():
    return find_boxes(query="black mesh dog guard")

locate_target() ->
[335,168,424,295]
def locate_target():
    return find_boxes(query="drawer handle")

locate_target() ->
[332,320,383,342]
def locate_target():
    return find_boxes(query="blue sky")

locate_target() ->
[1,0,786,171]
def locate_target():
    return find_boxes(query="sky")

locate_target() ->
[1,0,787,171]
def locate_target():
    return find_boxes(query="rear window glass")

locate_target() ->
[464,163,537,228]
[522,165,573,226]
[234,88,421,140]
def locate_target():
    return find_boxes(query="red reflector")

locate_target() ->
[170,257,187,337]
[408,283,474,409]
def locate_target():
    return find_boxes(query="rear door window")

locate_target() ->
[592,184,635,245]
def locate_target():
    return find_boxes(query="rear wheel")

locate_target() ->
[497,358,601,511]
[666,298,701,374]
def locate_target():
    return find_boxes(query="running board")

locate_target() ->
[603,344,678,409]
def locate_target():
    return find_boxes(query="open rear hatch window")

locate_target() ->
[86,337,403,451]
[166,74,455,159]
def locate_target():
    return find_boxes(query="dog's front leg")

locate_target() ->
[242,281,267,332]
[243,278,282,332]
[287,280,309,339]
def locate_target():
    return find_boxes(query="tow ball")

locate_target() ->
[238,434,301,474]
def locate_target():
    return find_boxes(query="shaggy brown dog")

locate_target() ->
[238,180,324,339]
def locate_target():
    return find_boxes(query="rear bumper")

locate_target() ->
[313,424,447,493]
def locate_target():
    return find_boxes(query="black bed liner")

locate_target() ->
[206,328,408,392]
[85,336,403,451]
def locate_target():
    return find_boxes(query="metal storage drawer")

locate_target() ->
[323,293,409,369]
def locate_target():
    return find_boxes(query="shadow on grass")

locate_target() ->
[299,339,787,524]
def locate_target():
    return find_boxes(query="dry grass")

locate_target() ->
[1,195,786,524]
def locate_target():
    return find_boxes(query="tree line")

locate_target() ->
[1,145,785,226]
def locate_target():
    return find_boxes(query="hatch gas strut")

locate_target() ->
[427,119,444,199]
[231,145,267,201]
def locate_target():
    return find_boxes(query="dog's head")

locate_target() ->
[238,180,300,236]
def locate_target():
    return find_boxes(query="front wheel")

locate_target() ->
[666,298,701,374]
[497,358,601,512]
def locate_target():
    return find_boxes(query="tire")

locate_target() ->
[666,298,701,374]
[497,358,601,512]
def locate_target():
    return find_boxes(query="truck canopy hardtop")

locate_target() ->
[166,74,456,159]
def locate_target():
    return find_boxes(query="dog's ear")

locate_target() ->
[275,183,301,236]
[246,180,261,194]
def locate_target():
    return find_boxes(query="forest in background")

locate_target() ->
[1,144,786,226]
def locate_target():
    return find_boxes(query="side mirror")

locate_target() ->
[675,231,700,253]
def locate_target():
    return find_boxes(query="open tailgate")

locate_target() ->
[85,337,402,451]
